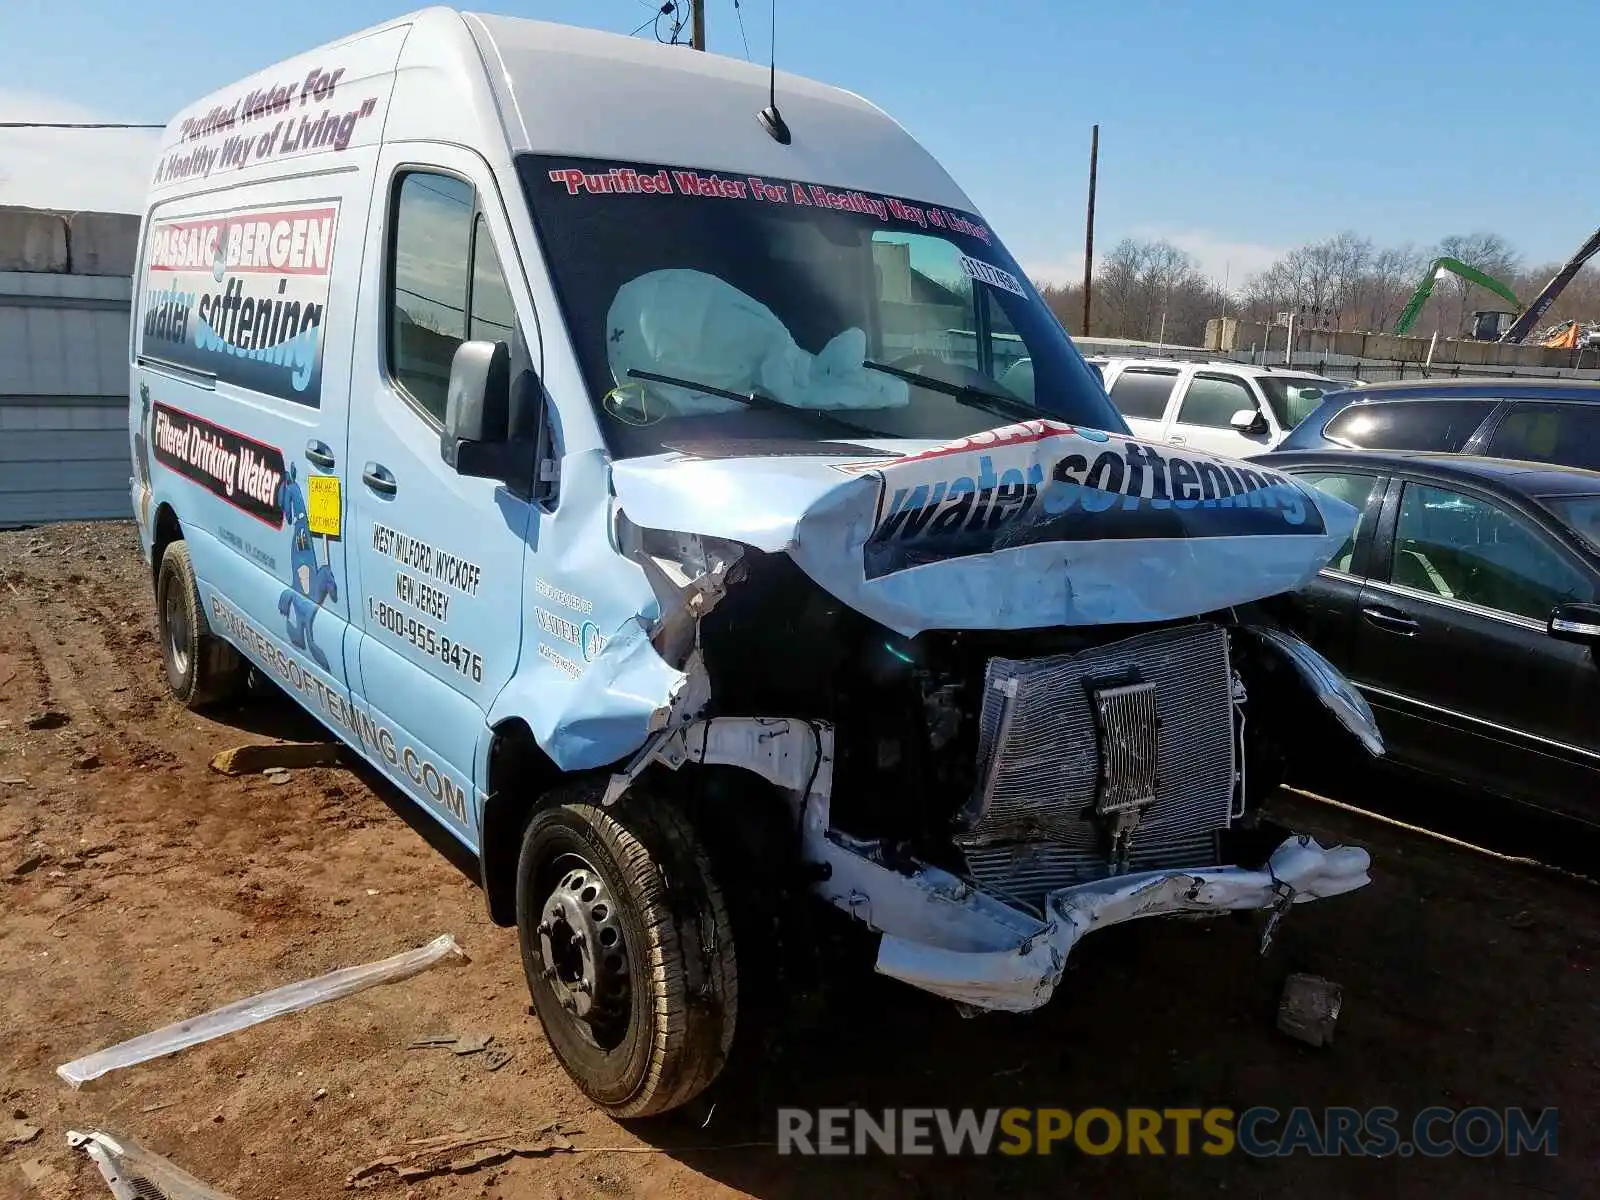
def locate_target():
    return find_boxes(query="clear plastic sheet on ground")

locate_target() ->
[56,933,463,1087]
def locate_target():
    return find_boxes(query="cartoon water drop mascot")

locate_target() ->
[133,382,154,528]
[276,463,338,670]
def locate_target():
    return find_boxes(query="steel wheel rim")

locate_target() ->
[163,581,190,678]
[536,852,632,1049]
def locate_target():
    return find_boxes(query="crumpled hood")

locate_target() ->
[610,420,1358,637]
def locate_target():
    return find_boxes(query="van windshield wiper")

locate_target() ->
[862,359,1041,423]
[624,368,890,439]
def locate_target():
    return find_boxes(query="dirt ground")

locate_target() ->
[0,521,1595,1200]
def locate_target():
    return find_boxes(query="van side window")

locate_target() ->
[468,214,516,346]
[387,173,519,424]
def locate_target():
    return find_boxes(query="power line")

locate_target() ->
[0,121,164,129]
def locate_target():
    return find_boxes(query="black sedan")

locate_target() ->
[1259,450,1600,826]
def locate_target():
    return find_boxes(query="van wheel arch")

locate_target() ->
[151,502,183,588]
[480,718,568,926]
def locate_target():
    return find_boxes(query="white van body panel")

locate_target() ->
[463,12,974,211]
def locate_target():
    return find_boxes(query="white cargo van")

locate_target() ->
[130,8,1382,1117]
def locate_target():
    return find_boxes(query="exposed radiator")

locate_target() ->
[957,623,1237,910]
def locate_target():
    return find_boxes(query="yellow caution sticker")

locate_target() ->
[306,474,342,539]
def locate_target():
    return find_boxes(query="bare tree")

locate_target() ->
[1083,238,1220,343]
[1431,232,1520,336]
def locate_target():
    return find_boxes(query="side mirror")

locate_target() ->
[1549,601,1600,645]
[1230,407,1270,436]
[442,340,509,478]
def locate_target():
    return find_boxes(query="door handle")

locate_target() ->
[362,463,397,496]
[1168,434,1187,444]
[1361,605,1419,635]
[305,440,336,469]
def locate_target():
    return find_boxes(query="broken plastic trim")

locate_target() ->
[602,716,1372,1014]
[612,509,745,670]
[57,933,462,1088]
[1242,624,1385,757]
[68,1128,236,1200]
[869,835,1373,1012]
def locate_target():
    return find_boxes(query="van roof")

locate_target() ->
[149,7,972,213]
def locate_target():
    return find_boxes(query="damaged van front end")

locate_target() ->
[597,419,1381,1014]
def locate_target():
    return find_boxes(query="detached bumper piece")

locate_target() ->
[856,835,1371,1013]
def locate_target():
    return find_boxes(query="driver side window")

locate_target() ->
[872,233,975,368]
[870,232,1025,393]
[387,171,523,425]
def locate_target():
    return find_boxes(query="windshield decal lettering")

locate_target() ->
[543,161,993,243]
[862,429,1328,579]
[959,255,1025,297]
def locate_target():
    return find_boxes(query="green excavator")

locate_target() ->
[1393,226,1600,343]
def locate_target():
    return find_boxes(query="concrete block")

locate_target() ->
[1364,334,1422,362]
[68,212,140,277]
[0,207,67,273]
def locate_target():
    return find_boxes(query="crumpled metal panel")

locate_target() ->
[958,623,1236,908]
[873,835,1374,1012]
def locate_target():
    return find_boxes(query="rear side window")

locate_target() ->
[1323,399,1497,452]
[387,171,516,423]
[1296,470,1380,573]
[1177,374,1256,429]
[1108,368,1179,420]
[1484,402,1600,471]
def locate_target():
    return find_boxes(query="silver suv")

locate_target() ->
[1094,357,1346,459]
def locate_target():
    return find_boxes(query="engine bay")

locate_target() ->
[692,549,1312,910]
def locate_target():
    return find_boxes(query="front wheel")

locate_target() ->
[155,541,246,709]
[516,788,738,1118]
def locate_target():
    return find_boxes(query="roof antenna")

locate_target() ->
[757,0,791,145]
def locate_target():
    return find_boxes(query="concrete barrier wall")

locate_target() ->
[1205,317,1579,370]
[0,206,139,277]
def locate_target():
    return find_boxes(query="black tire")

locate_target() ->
[155,541,246,709]
[516,786,738,1119]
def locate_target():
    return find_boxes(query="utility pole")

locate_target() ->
[1081,124,1099,337]
[691,0,706,49]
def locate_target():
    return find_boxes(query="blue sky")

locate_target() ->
[3,0,1593,283]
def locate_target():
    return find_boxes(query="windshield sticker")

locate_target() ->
[543,162,993,244]
[959,255,1025,297]
[861,428,1328,580]
[139,200,340,406]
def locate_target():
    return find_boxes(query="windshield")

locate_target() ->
[518,155,1123,457]
[1545,495,1600,554]
[1258,376,1343,430]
